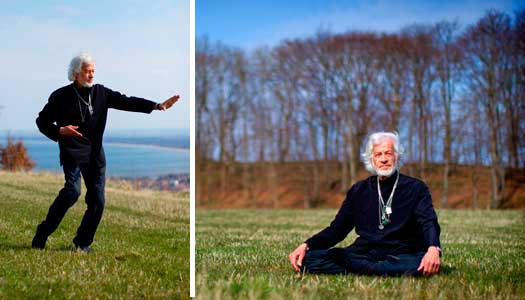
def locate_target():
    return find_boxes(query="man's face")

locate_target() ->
[372,139,397,177]
[75,63,95,88]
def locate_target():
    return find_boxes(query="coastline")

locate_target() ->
[21,139,189,152]
[105,142,189,152]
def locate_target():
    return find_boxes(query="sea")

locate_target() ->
[1,129,190,179]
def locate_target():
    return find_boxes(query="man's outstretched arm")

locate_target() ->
[106,86,180,113]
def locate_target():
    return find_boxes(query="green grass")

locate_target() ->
[197,209,525,299]
[0,171,189,300]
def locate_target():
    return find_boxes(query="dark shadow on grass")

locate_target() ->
[51,244,77,252]
[0,242,77,253]
[297,264,457,278]
[439,264,457,275]
[0,242,33,251]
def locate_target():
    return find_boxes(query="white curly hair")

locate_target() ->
[360,131,404,175]
[67,52,94,81]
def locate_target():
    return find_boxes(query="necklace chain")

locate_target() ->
[377,171,399,230]
[72,85,93,122]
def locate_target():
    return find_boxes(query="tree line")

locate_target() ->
[196,9,525,208]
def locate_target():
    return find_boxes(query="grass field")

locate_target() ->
[0,171,189,299]
[197,208,525,300]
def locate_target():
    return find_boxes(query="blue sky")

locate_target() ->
[0,0,189,131]
[197,0,523,49]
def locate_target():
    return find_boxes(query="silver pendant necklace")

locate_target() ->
[377,171,399,230]
[73,85,93,122]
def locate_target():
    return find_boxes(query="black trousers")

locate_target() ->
[302,247,425,276]
[35,162,106,247]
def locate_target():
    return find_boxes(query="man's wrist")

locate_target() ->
[302,243,309,251]
[155,103,161,110]
[428,246,442,256]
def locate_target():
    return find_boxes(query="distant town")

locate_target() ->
[115,173,190,192]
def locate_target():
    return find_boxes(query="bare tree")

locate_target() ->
[507,9,525,169]
[376,33,411,131]
[432,21,463,208]
[462,10,512,208]
[196,37,216,205]
[404,25,436,180]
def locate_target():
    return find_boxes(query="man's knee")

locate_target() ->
[376,253,425,276]
[85,187,105,213]
[301,249,347,274]
[57,186,81,206]
[83,167,105,206]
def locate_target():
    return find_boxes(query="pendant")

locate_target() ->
[378,224,384,230]
[386,206,392,215]
[88,103,93,115]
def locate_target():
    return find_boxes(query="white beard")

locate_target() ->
[82,81,94,88]
[376,168,395,177]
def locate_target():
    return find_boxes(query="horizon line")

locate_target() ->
[0,127,190,132]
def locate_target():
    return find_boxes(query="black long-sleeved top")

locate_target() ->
[36,83,157,166]
[305,171,441,255]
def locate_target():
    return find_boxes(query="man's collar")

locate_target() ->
[73,81,94,89]
[377,170,399,183]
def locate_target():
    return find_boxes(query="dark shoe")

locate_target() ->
[31,236,46,249]
[74,245,93,253]
[32,225,48,249]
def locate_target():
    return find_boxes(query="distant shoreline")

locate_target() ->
[105,142,189,152]
[29,169,189,179]
[22,139,189,152]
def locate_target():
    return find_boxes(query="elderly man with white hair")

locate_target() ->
[32,53,180,253]
[289,132,441,276]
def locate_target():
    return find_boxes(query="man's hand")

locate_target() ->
[417,246,441,276]
[158,95,180,111]
[59,125,83,137]
[288,243,308,272]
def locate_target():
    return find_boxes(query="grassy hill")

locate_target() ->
[197,209,525,300]
[0,171,189,299]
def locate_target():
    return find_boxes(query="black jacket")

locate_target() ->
[36,83,157,166]
[305,171,441,255]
